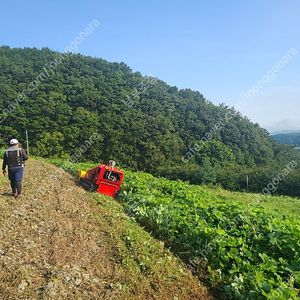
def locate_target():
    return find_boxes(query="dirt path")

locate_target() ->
[0,159,125,299]
[0,159,214,300]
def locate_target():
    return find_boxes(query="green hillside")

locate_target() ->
[272,132,300,146]
[0,46,300,196]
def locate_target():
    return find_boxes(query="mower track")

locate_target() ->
[0,159,214,300]
[0,159,124,299]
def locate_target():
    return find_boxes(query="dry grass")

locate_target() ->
[0,159,214,299]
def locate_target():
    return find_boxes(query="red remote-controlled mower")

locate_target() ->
[78,160,124,197]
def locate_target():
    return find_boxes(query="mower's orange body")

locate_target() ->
[78,163,124,197]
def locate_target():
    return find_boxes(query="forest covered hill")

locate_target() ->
[0,46,299,196]
[272,131,300,146]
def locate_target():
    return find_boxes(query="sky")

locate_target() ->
[0,0,299,133]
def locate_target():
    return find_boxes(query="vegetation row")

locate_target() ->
[119,171,300,299]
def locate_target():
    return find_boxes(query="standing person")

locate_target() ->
[2,139,28,198]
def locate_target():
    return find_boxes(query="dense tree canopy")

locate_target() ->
[0,46,299,196]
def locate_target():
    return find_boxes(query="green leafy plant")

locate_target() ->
[119,171,300,299]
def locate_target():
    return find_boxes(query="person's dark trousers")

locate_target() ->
[8,167,24,195]
[10,180,22,194]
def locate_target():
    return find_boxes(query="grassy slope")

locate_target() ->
[204,185,300,217]
[117,170,300,298]
[2,156,298,298]
[0,158,213,299]
[54,160,300,297]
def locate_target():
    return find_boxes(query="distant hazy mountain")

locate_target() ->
[270,130,300,136]
[266,119,300,134]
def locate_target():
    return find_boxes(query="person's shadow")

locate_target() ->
[1,192,12,196]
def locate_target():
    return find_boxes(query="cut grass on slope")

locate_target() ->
[0,159,214,299]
